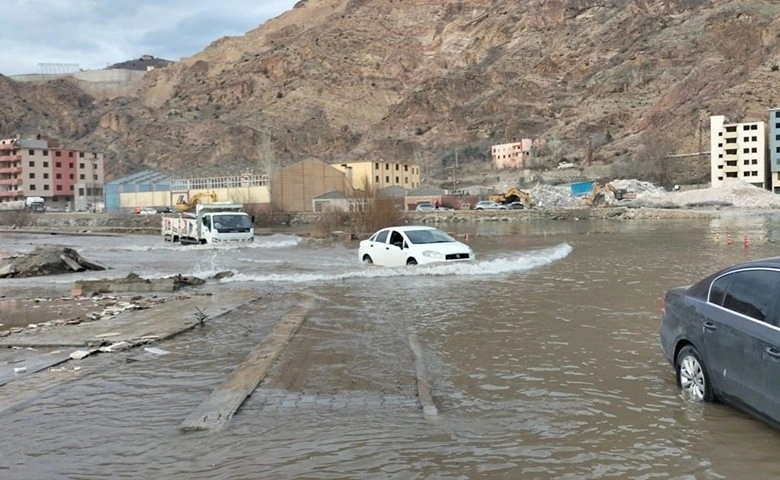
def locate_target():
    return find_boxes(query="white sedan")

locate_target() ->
[358,226,474,266]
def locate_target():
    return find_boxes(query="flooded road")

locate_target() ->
[2,214,780,479]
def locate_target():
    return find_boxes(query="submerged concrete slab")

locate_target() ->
[0,348,71,387]
[0,289,260,349]
[180,293,315,432]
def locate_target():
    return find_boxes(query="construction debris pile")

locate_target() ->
[635,180,780,209]
[515,179,780,210]
[0,246,105,278]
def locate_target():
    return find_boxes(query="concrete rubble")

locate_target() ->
[0,246,105,278]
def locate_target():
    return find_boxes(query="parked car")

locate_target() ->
[358,226,474,266]
[660,256,780,428]
[508,202,525,210]
[473,201,507,210]
[415,203,435,212]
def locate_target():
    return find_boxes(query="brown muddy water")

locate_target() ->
[2,213,780,479]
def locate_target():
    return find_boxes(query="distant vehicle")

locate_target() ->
[508,202,525,210]
[489,187,533,208]
[137,207,157,215]
[358,225,474,266]
[156,206,174,213]
[660,256,780,429]
[161,203,254,245]
[473,201,507,210]
[25,196,45,212]
[415,203,435,212]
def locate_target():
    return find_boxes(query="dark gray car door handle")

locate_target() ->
[703,321,717,331]
[765,347,780,358]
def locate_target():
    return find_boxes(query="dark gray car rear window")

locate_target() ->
[711,270,779,323]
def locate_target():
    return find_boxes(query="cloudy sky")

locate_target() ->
[1,0,299,76]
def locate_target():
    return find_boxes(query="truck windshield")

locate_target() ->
[212,214,252,232]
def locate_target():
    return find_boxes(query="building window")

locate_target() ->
[78,188,84,196]
[69,174,74,179]
[404,177,408,184]
[69,162,74,168]
[395,176,399,183]
[79,163,85,169]
[69,185,73,191]
[55,151,61,157]
[56,185,62,191]
[28,149,34,155]
[43,173,49,179]
[29,185,36,190]
[43,184,49,190]
[43,161,48,167]
[80,174,85,180]
[375,175,379,183]
[28,161,34,167]
[55,162,61,167]
[395,164,399,171]
[43,150,48,156]
[69,152,74,157]
[79,152,84,158]
[385,163,389,170]
[385,176,390,182]
[56,173,62,179]
[744,159,750,165]
[404,165,408,172]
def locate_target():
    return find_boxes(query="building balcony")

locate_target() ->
[0,178,22,186]
[0,190,22,198]
[0,166,22,174]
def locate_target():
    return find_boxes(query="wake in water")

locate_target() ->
[222,243,573,285]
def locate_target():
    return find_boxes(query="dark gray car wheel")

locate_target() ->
[406,258,417,266]
[676,345,714,402]
[362,255,373,264]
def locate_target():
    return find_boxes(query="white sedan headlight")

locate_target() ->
[422,250,444,259]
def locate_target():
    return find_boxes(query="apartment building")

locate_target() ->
[0,135,105,210]
[768,108,780,193]
[491,140,534,169]
[709,115,767,189]
[333,160,420,191]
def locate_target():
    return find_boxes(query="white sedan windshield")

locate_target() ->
[404,229,455,245]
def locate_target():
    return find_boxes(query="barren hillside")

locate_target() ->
[1,0,780,188]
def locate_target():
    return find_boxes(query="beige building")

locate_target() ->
[274,159,350,212]
[332,160,420,191]
[710,115,767,189]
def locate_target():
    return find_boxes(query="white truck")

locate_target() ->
[0,197,45,212]
[161,203,254,245]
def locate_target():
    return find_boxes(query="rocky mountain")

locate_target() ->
[2,0,780,187]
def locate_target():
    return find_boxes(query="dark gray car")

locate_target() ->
[660,256,780,428]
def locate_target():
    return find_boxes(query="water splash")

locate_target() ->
[222,243,573,285]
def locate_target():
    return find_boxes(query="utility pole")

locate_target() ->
[453,149,458,193]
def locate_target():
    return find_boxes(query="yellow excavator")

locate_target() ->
[584,183,618,207]
[174,191,218,212]
[489,187,534,208]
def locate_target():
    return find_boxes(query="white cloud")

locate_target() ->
[0,0,298,76]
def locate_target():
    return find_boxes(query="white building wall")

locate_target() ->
[710,115,767,189]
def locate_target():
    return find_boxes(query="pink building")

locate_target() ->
[491,140,534,169]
